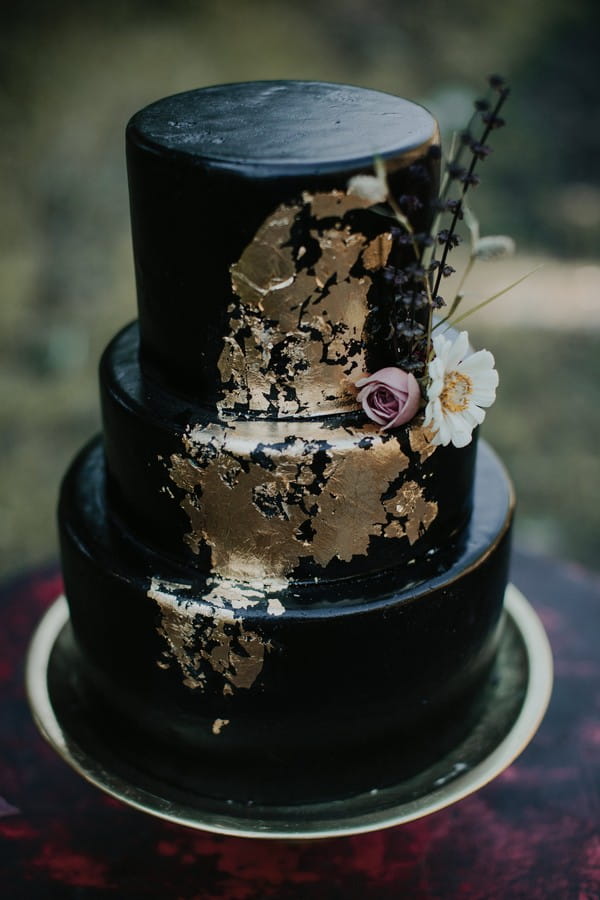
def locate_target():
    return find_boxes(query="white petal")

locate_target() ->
[473,369,499,390]
[436,415,453,446]
[461,404,486,427]
[428,380,444,400]
[470,388,496,407]
[458,349,496,377]
[428,384,443,404]
[424,397,441,427]
[445,331,470,370]
[442,413,472,447]
[424,398,444,438]
[451,427,473,448]
[432,333,452,367]
[469,372,497,399]
[428,356,446,380]
[427,379,444,403]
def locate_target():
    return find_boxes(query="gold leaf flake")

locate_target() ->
[383,481,438,545]
[168,421,422,579]
[212,718,230,735]
[307,189,376,217]
[362,232,393,271]
[148,576,274,694]
[310,437,409,565]
[216,189,394,417]
[408,420,438,463]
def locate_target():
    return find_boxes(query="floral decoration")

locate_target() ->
[423,331,498,447]
[356,367,421,430]
[348,75,524,445]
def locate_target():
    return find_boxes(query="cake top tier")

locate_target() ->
[128,81,436,173]
[126,81,440,417]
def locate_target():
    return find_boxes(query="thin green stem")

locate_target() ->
[434,264,543,332]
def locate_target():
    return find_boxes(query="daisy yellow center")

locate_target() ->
[440,371,473,413]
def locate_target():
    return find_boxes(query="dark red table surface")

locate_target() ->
[1,551,599,900]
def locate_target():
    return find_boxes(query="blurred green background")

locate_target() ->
[1,0,598,577]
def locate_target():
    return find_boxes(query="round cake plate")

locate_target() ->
[26,585,552,840]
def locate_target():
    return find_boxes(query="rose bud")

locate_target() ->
[355,367,421,430]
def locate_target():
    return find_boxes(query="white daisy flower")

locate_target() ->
[424,331,498,448]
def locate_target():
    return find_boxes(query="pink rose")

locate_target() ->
[356,367,421,430]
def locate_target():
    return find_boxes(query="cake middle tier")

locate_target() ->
[101,323,478,584]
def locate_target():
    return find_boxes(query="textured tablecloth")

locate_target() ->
[1,552,599,899]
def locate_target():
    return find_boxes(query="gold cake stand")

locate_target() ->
[26,585,552,840]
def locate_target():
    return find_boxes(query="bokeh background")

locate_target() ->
[1,0,598,578]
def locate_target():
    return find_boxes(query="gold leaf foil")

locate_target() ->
[217,191,393,417]
[167,420,429,579]
[148,576,281,694]
[306,188,374,218]
[362,233,394,272]
[148,578,206,690]
[309,436,408,565]
[383,481,438,545]
[408,419,438,463]
[212,718,230,735]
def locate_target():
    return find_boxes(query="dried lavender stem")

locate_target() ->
[431,88,509,303]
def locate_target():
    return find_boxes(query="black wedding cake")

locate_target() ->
[58,81,513,804]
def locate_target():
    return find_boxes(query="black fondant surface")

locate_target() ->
[129,81,436,170]
[126,81,440,397]
[100,322,478,584]
[50,619,503,806]
[59,437,512,802]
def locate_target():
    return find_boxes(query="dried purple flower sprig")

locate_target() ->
[428,77,511,328]
[374,74,511,382]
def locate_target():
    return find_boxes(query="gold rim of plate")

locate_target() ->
[26,584,553,840]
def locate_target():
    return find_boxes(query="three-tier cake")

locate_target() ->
[58,81,513,803]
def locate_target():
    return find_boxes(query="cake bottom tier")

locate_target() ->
[59,439,513,804]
